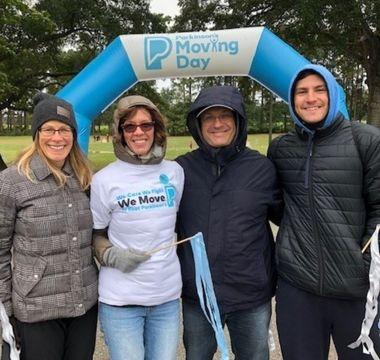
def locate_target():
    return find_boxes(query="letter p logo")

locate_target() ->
[144,37,172,70]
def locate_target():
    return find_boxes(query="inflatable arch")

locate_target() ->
[57,27,349,153]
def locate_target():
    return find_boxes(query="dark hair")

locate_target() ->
[294,69,324,83]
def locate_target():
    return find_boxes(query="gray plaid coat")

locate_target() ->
[0,154,98,323]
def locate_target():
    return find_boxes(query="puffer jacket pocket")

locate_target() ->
[13,257,47,297]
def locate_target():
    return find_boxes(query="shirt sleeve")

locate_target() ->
[90,174,112,229]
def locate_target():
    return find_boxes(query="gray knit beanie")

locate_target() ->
[31,92,77,139]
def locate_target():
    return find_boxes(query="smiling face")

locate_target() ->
[38,120,74,168]
[200,106,236,148]
[121,108,155,156]
[294,74,329,124]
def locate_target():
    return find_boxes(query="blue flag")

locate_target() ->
[190,232,229,359]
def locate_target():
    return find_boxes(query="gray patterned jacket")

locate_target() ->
[0,154,98,323]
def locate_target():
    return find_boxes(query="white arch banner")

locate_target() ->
[57,27,349,152]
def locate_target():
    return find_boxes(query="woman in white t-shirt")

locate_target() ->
[90,95,184,360]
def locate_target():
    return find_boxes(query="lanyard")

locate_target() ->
[349,225,380,359]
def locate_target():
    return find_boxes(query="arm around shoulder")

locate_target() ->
[92,228,150,272]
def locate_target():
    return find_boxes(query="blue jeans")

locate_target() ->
[99,299,180,360]
[183,300,271,360]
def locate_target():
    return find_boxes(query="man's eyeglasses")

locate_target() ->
[200,112,234,124]
[121,122,155,133]
[39,127,73,137]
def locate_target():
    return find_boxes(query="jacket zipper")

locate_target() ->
[305,133,324,295]
[304,134,313,188]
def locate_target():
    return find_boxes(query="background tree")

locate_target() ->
[173,0,379,127]
[0,0,57,111]
[266,0,379,127]
[1,0,378,134]
[0,0,168,124]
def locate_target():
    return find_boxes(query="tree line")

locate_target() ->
[1,0,378,136]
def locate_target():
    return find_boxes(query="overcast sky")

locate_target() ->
[149,0,180,88]
[150,0,180,17]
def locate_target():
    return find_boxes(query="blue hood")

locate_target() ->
[288,64,340,133]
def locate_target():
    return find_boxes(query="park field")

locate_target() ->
[0,134,276,171]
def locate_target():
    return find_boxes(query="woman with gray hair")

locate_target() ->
[91,95,184,360]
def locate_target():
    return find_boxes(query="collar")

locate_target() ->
[30,153,73,181]
[113,141,165,165]
[200,142,245,166]
[296,114,345,140]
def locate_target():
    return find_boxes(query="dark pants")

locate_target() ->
[183,300,271,360]
[15,303,98,360]
[1,343,11,360]
[276,279,380,360]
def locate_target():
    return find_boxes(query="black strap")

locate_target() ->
[350,122,366,166]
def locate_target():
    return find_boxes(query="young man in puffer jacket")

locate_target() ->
[268,64,380,359]
[176,85,282,360]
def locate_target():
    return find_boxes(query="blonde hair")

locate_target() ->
[16,134,92,190]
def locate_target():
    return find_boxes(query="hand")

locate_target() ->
[103,247,151,273]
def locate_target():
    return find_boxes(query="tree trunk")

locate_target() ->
[8,110,12,131]
[23,111,27,130]
[268,94,273,144]
[367,63,380,128]
[283,112,287,132]
[362,33,380,128]
[347,70,354,117]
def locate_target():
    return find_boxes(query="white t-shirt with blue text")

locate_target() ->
[91,159,184,306]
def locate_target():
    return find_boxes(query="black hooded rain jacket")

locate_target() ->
[176,86,282,314]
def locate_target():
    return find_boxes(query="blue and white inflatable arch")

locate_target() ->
[57,27,349,152]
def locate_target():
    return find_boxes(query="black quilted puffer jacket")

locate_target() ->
[268,116,380,299]
[176,86,282,313]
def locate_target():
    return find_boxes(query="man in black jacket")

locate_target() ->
[176,86,282,360]
[268,64,380,359]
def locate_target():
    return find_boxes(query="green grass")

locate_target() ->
[0,134,278,171]
[0,136,33,164]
